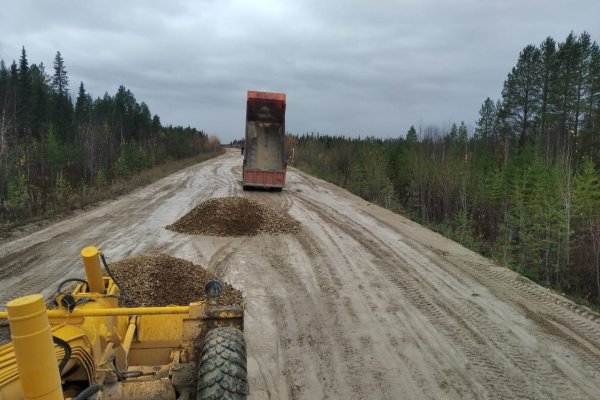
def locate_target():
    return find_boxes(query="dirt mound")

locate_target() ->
[166,197,300,236]
[108,253,244,307]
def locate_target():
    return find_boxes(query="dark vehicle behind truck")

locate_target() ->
[243,90,286,190]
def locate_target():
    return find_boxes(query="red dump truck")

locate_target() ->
[242,90,287,191]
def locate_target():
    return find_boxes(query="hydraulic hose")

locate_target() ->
[100,253,131,301]
[60,363,80,379]
[73,384,101,400]
[56,278,88,294]
[52,335,71,375]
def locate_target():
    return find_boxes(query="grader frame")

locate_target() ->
[0,246,245,400]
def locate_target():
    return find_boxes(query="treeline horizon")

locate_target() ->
[0,47,220,224]
[291,31,600,306]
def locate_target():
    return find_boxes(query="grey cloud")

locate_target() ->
[1,0,599,142]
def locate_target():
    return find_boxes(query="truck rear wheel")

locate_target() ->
[197,327,248,400]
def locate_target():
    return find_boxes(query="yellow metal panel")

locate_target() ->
[137,314,183,343]
[126,348,173,366]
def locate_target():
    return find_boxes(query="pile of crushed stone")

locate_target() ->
[108,253,244,307]
[166,197,300,236]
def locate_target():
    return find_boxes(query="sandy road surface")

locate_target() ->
[2,149,600,399]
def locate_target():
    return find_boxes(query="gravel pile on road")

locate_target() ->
[166,197,300,236]
[108,253,244,307]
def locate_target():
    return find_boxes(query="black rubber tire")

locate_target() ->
[197,327,248,400]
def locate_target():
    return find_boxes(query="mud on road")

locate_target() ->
[2,149,600,399]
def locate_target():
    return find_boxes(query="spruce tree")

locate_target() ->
[17,47,29,88]
[9,61,19,137]
[51,51,73,142]
[449,123,458,140]
[75,82,92,126]
[17,47,31,136]
[476,97,496,143]
[454,121,469,164]
[406,125,417,144]
[137,102,152,137]
[29,63,51,139]
[0,60,7,80]
[458,121,468,143]
[152,114,161,131]
[51,51,68,96]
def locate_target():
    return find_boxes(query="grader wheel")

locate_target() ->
[197,327,248,400]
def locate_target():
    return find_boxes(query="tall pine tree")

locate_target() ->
[501,45,542,145]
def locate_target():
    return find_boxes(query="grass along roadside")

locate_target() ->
[0,150,224,240]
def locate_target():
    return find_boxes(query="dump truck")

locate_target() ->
[0,246,246,400]
[242,90,287,191]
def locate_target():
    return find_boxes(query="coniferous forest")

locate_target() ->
[292,32,600,305]
[0,48,220,225]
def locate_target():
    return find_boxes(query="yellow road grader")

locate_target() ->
[0,246,246,399]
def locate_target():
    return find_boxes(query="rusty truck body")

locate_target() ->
[243,90,286,191]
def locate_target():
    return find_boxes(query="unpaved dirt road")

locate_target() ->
[2,149,600,399]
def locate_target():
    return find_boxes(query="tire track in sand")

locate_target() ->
[294,193,595,399]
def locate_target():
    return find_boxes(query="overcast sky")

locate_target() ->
[1,1,599,142]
